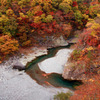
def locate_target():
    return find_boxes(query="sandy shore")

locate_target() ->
[0,47,71,100]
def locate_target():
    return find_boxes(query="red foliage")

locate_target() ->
[72,1,78,7]
[49,11,54,15]
[87,37,98,46]
[30,23,41,29]
[98,44,100,49]
[18,17,29,25]
[70,75,100,100]
[30,20,63,35]
[83,2,88,5]
[85,10,89,14]
[79,29,100,47]
[35,11,43,16]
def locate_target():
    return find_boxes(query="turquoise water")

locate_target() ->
[26,45,71,69]
[26,44,82,90]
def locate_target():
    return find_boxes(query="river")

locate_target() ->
[0,44,81,100]
[26,44,81,90]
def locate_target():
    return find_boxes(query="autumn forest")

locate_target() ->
[0,0,100,100]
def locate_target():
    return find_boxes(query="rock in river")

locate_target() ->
[13,61,25,70]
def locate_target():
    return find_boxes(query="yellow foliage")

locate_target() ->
[91,22,100,29]
[88,18,94,22]
[31,0,36,7]
[27,10,34,17]
[0,15,9,23]
[4,32,11,37]
[90,31,98,39]
[97,13,100,17]
[19,12,28,18]
[86,19,100,29]
[31,0,52,7]
[34,16,41,23]
[33,5,42,15]
[6,9,14,16]
[63,0,72,5]
[82,14,89,20]
[17,13,28,20]
[86,46,94,51]
[59,2,72,14]
[41,13,46,19]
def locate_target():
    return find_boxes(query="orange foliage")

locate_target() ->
[69,21,100,100]
[22,40,31,47]
[98,44,100,49]
[0,35,19,56]
[90,0,99,5]
[70,75,100,100]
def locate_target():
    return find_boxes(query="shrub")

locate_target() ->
[0,15,18,36]
[22,40,31,47]
[18,0,30,6]
[70,75,100,100]
[43,2,53,13]
[43,15,53,23]
[73,10,88,29]
[89,4,100,18]
[33,5,42,15]
[0,0,7,6]
[54,91,72,100]
[34,16,41,23]
[63,0,73,5]
[0,35,19,56]
[74,10,83,22]
[59,2,72,14]
[52,0,62,8]
[6,9,14,16]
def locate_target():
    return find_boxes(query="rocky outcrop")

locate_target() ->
[63,63,100,81]
[13,61,25,70]
[51,24,72,47]
[62,63,89,81]
[66,30,82,44]
[52,36,68,46]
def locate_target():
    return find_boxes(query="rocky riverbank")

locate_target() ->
[0,47,48,81]
[0,35,75,100]
[0,46,72,100]
[0,69,70,100]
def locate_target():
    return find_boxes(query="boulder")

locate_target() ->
[52,36,68,46]
[62,62,100,81]
[13,61,25,70]
[62,63,88,81]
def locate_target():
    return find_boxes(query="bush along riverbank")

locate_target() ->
[62,16,100,100]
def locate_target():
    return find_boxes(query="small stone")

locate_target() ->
[13,61,25,71]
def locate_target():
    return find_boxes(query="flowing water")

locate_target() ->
[26,44,81,90]
[0,44,82,100]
